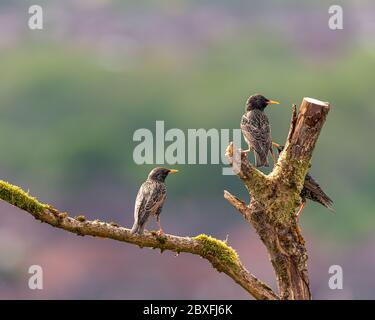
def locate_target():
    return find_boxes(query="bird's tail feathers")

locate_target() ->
[321,194,335,212]
[325,201,335,213]
[254,151,269,167]
[130,221,144,234]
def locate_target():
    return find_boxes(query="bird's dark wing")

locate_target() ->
[241,110,272,166]
[134,180,166,226]
[144,182,166,215]
[133,184,149,227]
[303,173,334,211]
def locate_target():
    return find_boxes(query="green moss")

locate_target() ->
[265,158,311,226]
[74,215,86,222]
[290,159,311,191]
[194,234,239,267]
[245,170,268,198]
[0,180,46,215]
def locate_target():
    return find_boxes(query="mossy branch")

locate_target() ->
[0,180,277,300]
[224,142,268,198]
[224,97,331,300]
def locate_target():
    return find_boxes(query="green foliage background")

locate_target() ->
[1,37,374,240]
[0,0,374,299]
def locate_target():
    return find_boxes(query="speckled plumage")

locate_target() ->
[241,94,278,167]
[131,167,177,235]
[241,108,272,167]
[301,173,334,211]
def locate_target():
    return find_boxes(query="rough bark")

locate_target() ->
[225,97,330,300]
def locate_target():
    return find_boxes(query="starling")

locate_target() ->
[131,167,178,235]
[273,143,334,218]
[241,94,280,167]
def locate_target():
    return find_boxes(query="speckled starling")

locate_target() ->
[241,94,280,167]
[131,167,178,235]
[273,143,334,218]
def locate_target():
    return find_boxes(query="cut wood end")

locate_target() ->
[304,97,330,107]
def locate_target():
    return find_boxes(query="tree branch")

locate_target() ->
[0,179,278,300]
[224,143,268,198]
[224,190,251,220]
[225,97,331,300]
[286,104,298,145]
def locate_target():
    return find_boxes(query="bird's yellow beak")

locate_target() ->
[267,100,280,105]
[169,169,178,174]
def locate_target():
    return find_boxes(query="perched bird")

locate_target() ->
[131,167,178,235]
[273,143,334,218]
[241,94,280,167]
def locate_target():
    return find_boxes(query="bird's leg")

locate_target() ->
[156,215,164,235]
[242,146,252,154]
[296,202,306,222]
[272,141,280,149]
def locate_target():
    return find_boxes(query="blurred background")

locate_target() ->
[0,0,374,299]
